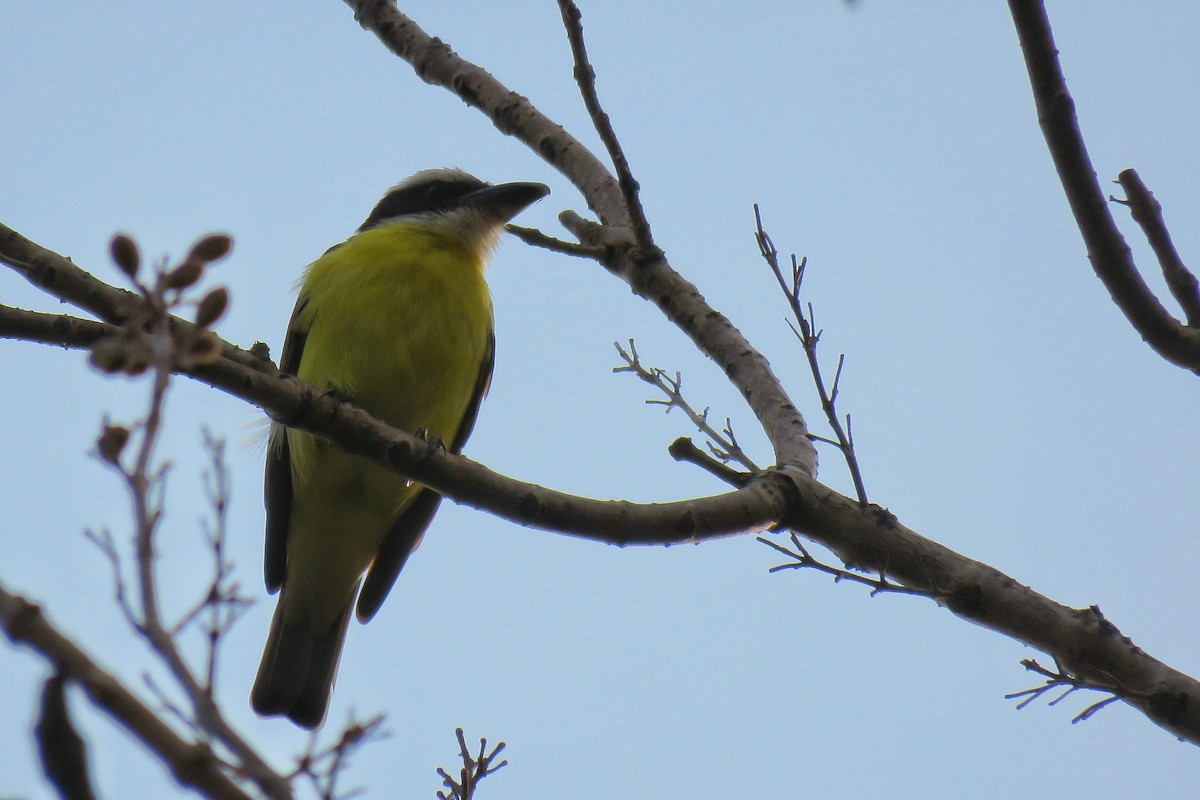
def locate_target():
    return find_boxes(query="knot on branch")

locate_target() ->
[558,209,636,273]
[1148,689,1190,725]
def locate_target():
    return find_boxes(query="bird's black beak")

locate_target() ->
[461,181,550,222]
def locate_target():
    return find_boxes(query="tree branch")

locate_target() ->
[557,0,655,251]
[754,206,868,504]
[6,227,1200,745]
[0,254,789,545]
[0,584,261,800]
[1115,168,1200,326]
[1008,0,1200,372]
[342,0,819,477]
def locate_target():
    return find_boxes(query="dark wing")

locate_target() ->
[355,327,496,622]
[263,294,310,593]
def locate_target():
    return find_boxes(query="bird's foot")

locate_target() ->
[415,427,448,455]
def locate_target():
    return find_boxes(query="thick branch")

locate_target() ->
[0,583,262,800]
[0,289,788,546]
[782,479,1200,743]
[1008,0,1200,372]
[342,0,819,476]
[343,0,625,226]
[5,230,1200,744]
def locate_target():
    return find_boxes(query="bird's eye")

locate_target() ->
[424,182,449,203]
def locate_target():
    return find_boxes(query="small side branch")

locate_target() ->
[436,727,508,800]
[1008,0,1200,372]
[291,714,387,800]
[557,0,656,252]
[759,532,930,598]
[754,206,868,504]
[505,224,607,260]
[1006,657,1124,724]
[1113,169,1200,326]
[614,339,760,474]
[669,437,753,487]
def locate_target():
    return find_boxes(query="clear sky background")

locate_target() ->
[3,2,1199,798]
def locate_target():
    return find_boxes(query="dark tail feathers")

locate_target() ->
[251,595,353,730]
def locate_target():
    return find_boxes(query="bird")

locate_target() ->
[251,168,549,728]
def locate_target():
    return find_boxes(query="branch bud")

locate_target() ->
[88,337,127,373]
[95,425,131,465]
[194,286,230,328]
[187,330,224,365]
[164,258,205,290]
[186,233,233,265]
[109,234,140,280]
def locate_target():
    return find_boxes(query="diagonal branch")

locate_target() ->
[343,0,625,225]
[1115,169,1200,326]
[342,0,819,477]
[557,0,655,251]
[0,284,789,546]
[0,583,262,800]
[6,231,1200,745]
[1008,0,1200,373]
[755,206,867,504]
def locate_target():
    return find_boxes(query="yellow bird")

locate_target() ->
[252,168,548,728]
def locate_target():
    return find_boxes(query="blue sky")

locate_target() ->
[2,2,1199,798]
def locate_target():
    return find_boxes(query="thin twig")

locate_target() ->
[88,236,291,799]
[1005,657,1126,724]
[505,224,607,260]
[1113,169,1200,326]
[292,714,388,800]
[436,727,509,800]
[754,206,868,504]
[614,339,760,473]
[292,714,386,800]
[759,532,930,598]
[557,0,657,253]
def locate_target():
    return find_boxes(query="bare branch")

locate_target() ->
[759,533,931,599]
[754,206,868,504]
[82,241,291,799]
[557,0,656,252]
[668,437,752,487]
[1006,656,1132,725]
[292,714,387,800]
[0,584,256,800]
[1008,0,1200,372]
[436,727,508,800]
[505,224,607,260]
[614,339,760,473]
[1114,168,1200,326]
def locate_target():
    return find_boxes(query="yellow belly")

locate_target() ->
[282,222,493,628]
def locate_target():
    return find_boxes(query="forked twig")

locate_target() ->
[614,339,759,474]
[759,532,930,598]
[436,727,509,800]
[557,0,656,252]
[1006,658,1124,724]
[754,206,868,504]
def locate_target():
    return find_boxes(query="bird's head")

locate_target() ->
[359,167,549,254]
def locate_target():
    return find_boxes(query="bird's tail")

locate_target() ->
[250,589,355,730]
